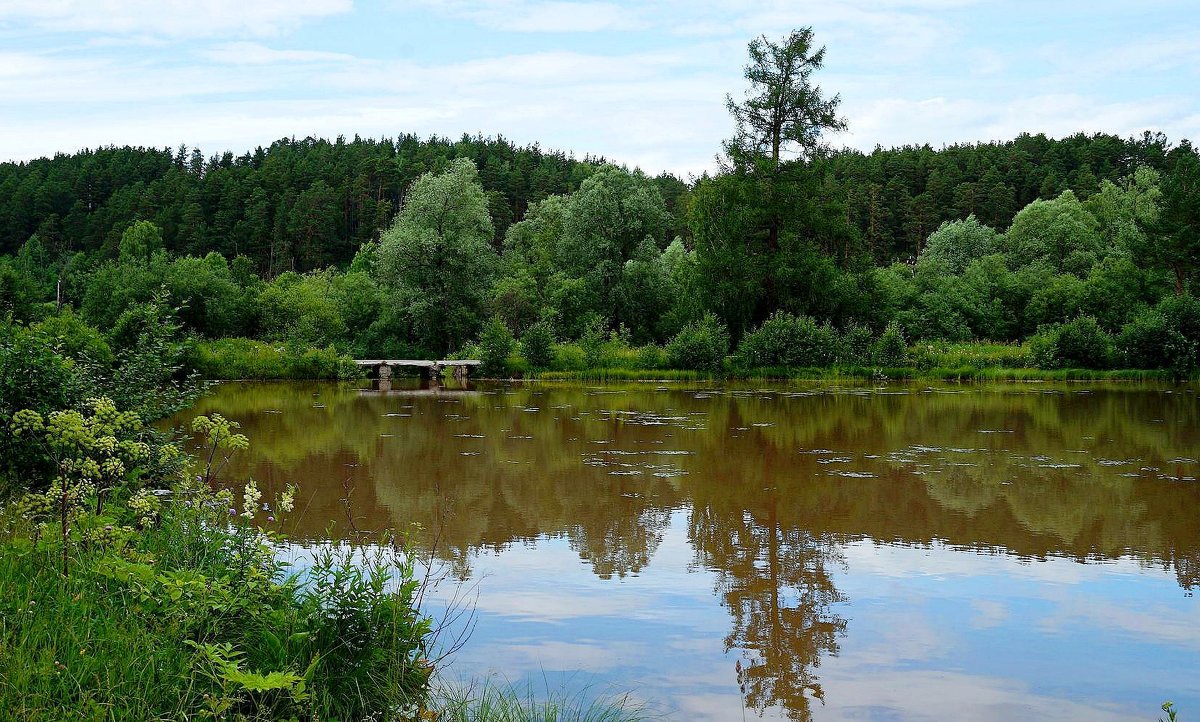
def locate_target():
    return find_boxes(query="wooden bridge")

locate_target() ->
[355,359,482,382]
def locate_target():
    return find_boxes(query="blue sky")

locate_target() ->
[1,0,1198,175]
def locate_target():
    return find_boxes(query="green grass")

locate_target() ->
[0,503,433,721]
[536,368,709,381]
[188,338,362,380]
[434,677,652,722]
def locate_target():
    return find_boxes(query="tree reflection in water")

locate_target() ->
[693,494,847,720]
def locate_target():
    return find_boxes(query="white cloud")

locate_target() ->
[202,42,358,65]
[408,1,645,32]
[0,0,352,38]
[816,667,1140,722]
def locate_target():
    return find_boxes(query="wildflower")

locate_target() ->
[267,516,275,523]
[278,484,297,514]
[229,508,237,516]
[241,479,261,520]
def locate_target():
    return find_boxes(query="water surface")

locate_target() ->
[173,380,1200,720]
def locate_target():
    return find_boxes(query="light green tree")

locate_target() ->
[918,215,999,273]
[377,159,498,354]
[556,165,670,322]
[1002,190,1102,275]
[118,220,165,263]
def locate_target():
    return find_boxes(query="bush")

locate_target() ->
[520,321,555,370]
[578,315,606,368]
[478,316,515,377]
[0,323,86,496]
[666,312,729,372]
[736,312,839,367]
[841,324,874,365]
[872,321,909,366]
[636,344,668,369]
[1030,316,1114,369]
[1116,298,1200,375]
[31,309,115,366]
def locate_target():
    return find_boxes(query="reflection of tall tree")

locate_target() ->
[692,490,847,721]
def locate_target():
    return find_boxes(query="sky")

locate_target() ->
[1,0,1198,176]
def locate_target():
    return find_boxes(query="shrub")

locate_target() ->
[841,323,874,366]
[736,312,839,367]
[31,309,115,366]
[520,321,555,369]
[666,312,729,372]
[872,321,908,366]
[578,314,606,368]
[1030,316,1114,369]
[0,322,86,496]
[636,344,668,369]
[478,316,515,377]
[552,343,587,371]
[1116,299,1199,375]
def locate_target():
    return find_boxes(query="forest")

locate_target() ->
[1,30,1198,380]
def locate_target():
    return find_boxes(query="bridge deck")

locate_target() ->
[355,359,481,367]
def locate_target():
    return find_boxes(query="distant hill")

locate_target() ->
[0,130,1176,273]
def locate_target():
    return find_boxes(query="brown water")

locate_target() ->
[173,380,1200,720]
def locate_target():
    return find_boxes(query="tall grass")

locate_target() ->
[434,677,652,722]
[189,338,362,380]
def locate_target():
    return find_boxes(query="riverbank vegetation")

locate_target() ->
[0,293,435,718]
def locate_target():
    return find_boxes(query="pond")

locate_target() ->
[172,380,1200,720]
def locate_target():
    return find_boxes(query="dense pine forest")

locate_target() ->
[0,130,1177,270]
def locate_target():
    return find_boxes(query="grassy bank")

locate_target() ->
[185,336,1192,384]
[531,365,1183,383]
[188,338,362,381]
[0,407,432,721]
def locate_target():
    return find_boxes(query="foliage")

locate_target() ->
[377,158,499,355]
[1002,190,1104,274]
[188,338,361,380]
[1029,316,1115,369]
[478,316,516,377]
[105,292,202,420]
[724,26,845,165]
[666,312,729,372]
[918,216,999,273]
[736,312,840,367]
[520,321,555,370]
[1117,295,1200,375]
[0,322,86,496]
[118,220,165,264]
[0,404,433,721]
[872,321,909,366]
